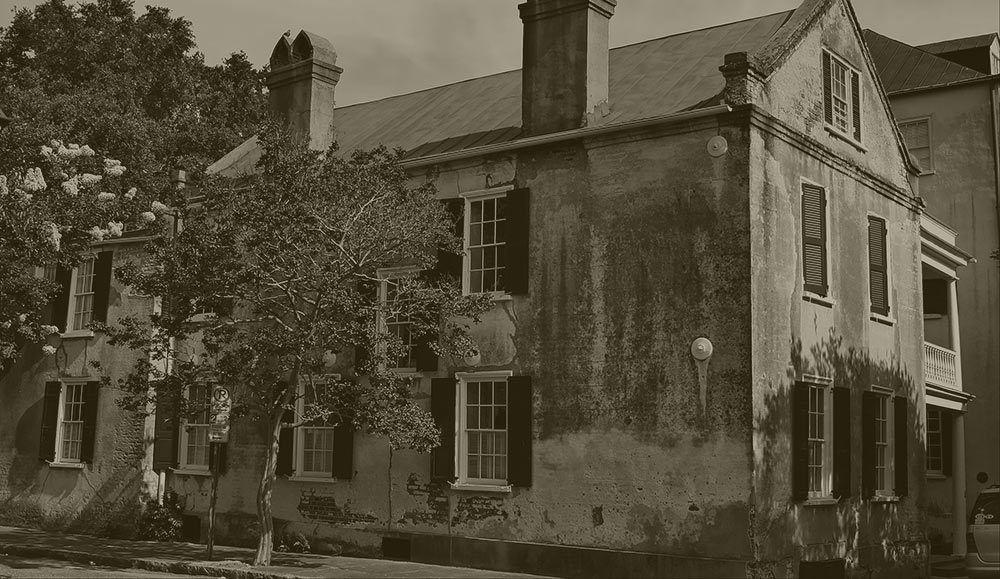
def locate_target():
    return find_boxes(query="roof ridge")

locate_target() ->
[917,32,999,50]
[864,28,987,79]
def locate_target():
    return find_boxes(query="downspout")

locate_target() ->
[991,78,1000,252]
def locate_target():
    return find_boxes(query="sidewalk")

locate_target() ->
[0,526,548,579]
[930,554,965,578]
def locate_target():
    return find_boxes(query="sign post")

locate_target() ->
[206,385,231,560]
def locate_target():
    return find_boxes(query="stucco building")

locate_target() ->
[866,29,1000,555]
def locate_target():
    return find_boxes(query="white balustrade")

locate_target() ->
[924,341,959,390]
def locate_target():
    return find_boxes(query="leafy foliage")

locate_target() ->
[100,122,491,564]
[137,491,185,542]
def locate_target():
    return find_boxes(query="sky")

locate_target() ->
[1,0,997,106]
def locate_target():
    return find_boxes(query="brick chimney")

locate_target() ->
[266,30,342,150]
[519,0,616,136]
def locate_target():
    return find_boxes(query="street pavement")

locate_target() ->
[0,525,549,579]
[0,554,202,578]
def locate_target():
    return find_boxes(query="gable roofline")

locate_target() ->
[917,32,999,55]
[884,71,1000,96]
[864,29,986,93]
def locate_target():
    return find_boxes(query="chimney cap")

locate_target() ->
[270,29,337,69]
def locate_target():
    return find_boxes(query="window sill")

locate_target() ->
[869,313,896,327]
[926,473,947,480]
[824,125,867,152]
[46,461,85,469]
[287,475,339,483]
[871,495,901,503]
[802,293,835,308]
[449,482,512,494]
[59,330,95,340]
[802,497,839,507]
[172,468,211,477]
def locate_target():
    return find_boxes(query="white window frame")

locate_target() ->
[824,49,861,141]
[67,256,96,332]
[898,117,934,175]
[54,379,92,464]
[455,370,513,488]
[177,383,212,472]
[926,407,944,475]
[378,267,421,373]
[872,388,894,497]
[461,186,513,298]
[804,376,834,499]
[293,374,340,480]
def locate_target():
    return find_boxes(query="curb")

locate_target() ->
[0,542,298,579]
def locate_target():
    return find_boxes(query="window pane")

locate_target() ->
[468,454,479,478]
[467,383,479,404]
[483,198,495,221]
[471,271,482,294]
[482,270,495,292]
[470,224,482,247]
[467,405,479,429]
[471,247,483,270]
[494,406,506,430]
[480,407,493,429]
[471,200,482,224]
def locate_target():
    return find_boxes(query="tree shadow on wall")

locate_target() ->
[748,330,927,579]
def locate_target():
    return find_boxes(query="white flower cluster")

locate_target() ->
[151,201,169,214]
[87,220,125,241]
[79,173,102,186]
[104,158,126,178]
[140,211,156,224]
[41,221,61,251]
[42,141,96,162]
[61,177,79,196]
[21,167,47,192]
[107,221,124,238]
[42,345,57,356]
[97,192,116,202]
[125,187,137,200]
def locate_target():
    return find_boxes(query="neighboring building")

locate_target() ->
[866,29,1000,555]
[161,0,934,576]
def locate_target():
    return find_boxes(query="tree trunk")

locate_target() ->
[253,414,284,566]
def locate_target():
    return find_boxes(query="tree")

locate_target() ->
[0,0,266,180]
[99,123,491,565]
[0,139,167,369]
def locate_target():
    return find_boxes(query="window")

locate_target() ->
[274,375,354,480]
[178,384,212,471]
[822,50,862,142]
[431,372,533,489]
[801,183,829,297]
[862,390,908,498]
[807,384,832,497]
[926,408,943,474]
[868,215,890,316]
[379,269,419,371]
[50,251,113,334]
[898,118,933,174]
[39,380,99,465]
[460,187,530,296]
[793,379,850,501]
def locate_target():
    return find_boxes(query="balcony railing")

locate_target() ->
[925,341,959,390]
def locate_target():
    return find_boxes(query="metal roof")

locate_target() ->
[863,29,985,94]
[918,33,999,55]
[209,10,793,177]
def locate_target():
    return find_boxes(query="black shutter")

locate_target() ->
[51,266,72,332]
[507,375,533,487]
[436,199,464,281]
[430,377,456,481]
[868,217,889,316]
[894,396,908,497]
[792,382,810,501]
[414,335,439,372]
[941,411,953,477]
[39,381,61,462]
[208,443,228,475]
[503,188,530,295]
[833,387,852,499]
[333,423,354,480]
[276,382,295,477]
[801,184,828,296]
[862,392,876,498]
[79,382,100,463]
[851,70,861,141]
[91,251,113,324]
[152,391,179,471]
[822,51,833,125]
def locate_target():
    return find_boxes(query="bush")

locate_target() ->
[137,491,184,542]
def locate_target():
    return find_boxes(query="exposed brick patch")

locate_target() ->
[453,495,507,525]
[297,490,377,526]
[398,473,449,526]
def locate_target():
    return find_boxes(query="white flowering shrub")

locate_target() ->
[0,139,166,367]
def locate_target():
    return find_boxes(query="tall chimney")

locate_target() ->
[266,30,342,151]
[519,0,616,136]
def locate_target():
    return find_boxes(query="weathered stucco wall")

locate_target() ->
[0,243,156,536]
[888,83,1000,505]
[181,117,757,572]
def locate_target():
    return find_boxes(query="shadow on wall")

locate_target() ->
[748,331,927,578]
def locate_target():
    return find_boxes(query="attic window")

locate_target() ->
[822,50,862,144]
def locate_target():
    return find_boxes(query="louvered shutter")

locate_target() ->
[833,387,852,498]
[152,391,178,471]
[51,266,72,332]
[868,216,889,316]
[208,443,228,474]
[333,423,355,480]
[79,382,100,463]
[436,199,464,281]
[941,411,953,477]
[792,382,810,501]
[900,120,932,172]
[503,188,530,295]
[822,51,833,125]
[91,251,113,324]
[801,184,828,296]
[507,375,533,487]
[894,396,908,497]
[39,382,61,462]
[275,382,295,476]
[862,392,876,498]
[414,336,439,372]
[851,70,861,142]
[430,378,456,481]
